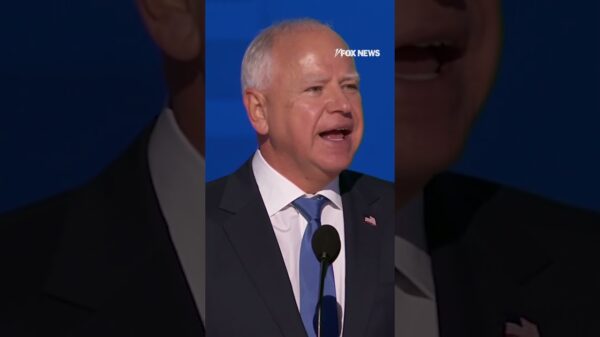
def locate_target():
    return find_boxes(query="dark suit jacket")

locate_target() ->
[424,172,600,337]
[0,127,204,337]
[206,161,394,337]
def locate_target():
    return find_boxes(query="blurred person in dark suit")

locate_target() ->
[0,0,205,336]
[395,0,600,336]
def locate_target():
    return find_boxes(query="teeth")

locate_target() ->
[414,40,453,48]
[320,128,350,139]
[334,128,350,135]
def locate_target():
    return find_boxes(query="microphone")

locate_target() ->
[312,224,341,337]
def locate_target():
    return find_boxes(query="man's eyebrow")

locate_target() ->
[303,75,329,83]
[301,73,360,83]
[341,73,360,82]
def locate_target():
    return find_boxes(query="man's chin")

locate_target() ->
[397,119,469,164]
[397,148,462,187]
[313,158,353,180]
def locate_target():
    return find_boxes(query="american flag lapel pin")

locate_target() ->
[363,215,377,226]
[505,318,540,337]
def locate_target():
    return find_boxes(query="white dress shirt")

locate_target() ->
[148,108,205,319]
[252,150,346,332]
[395,191,439,337]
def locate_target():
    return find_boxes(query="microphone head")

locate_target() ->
[312,224,341,264]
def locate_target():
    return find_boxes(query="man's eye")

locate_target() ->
[306,86,323,93]
[343,83,359,91]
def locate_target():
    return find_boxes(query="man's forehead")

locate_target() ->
[275,51,356,79]
[274,35,351,65]
[273,27,346,51]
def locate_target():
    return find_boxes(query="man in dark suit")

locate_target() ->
[206,19,394,337]
[395,0,600,336]
[424,172,600,337]
[0,0,205,336]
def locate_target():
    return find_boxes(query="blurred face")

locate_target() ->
[395,0,502,186]
[188,0,204,55]
[259,28,364,190]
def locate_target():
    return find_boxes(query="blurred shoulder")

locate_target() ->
[340,170,394,196]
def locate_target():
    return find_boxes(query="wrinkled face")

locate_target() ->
[261,28,364,184]
[395,0,502,182]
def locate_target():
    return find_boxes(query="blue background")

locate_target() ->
[451,1,600,211]
[205,0,395,183]
[0,1,598,213]
[0,1,165,213]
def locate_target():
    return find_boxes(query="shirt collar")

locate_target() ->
[395,191,435,299]
[147,107,205,316]
[149,107,204,170]
[251,150,341,217]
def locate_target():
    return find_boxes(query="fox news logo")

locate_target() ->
[335,49,381,58]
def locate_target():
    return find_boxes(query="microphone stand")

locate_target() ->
[316,252,328,337]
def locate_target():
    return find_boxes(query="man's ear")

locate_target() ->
[136,0,200,61]
[243,89,269,136]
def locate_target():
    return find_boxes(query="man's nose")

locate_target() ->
[325,85,353,114]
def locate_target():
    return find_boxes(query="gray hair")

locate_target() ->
[241,19,335,92]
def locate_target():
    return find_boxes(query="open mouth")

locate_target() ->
[319,128,352,141]
[396,39,465,81]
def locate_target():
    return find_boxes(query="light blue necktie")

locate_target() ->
[292,195,339,337]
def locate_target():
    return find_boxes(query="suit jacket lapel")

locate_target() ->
[341,172,387,337]
[40,126,203,336]
[424,172,494,337]
[217,161,307,337]
[425,173,556,337]
[461,188,556,336]
[428,240,479,337]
